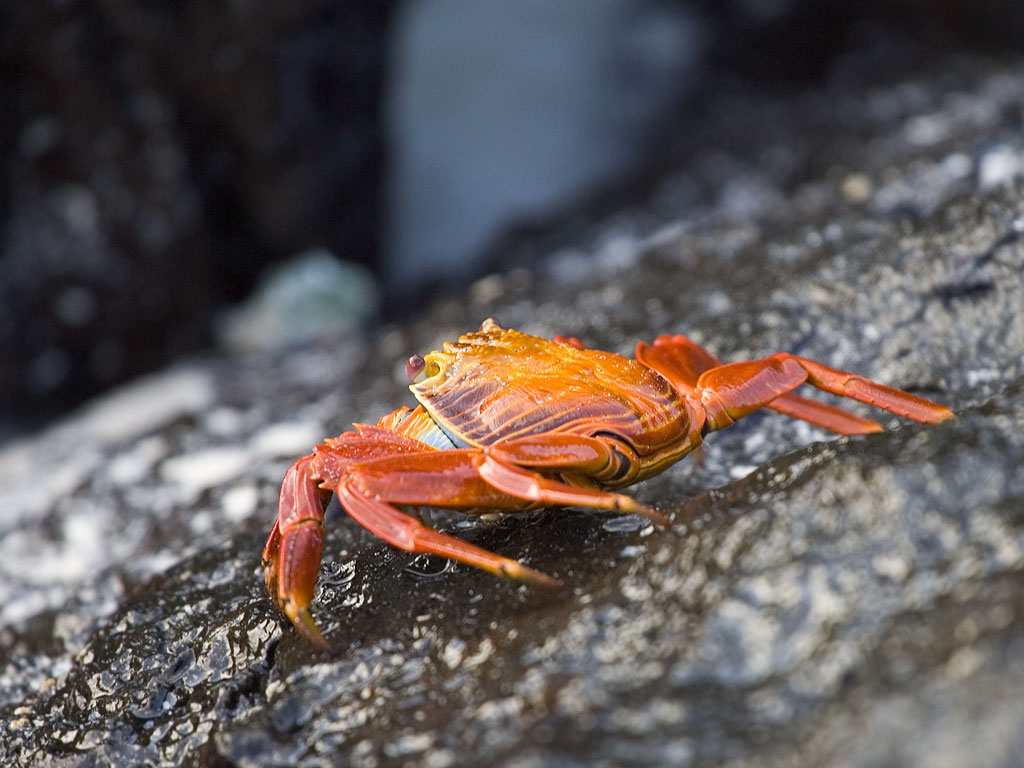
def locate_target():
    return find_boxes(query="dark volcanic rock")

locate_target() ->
[0,2,394,427]
[4,46,1024,768]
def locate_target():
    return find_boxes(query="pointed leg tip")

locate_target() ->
[285,603,330,652]
[893,391,955,425]
[619,500,670,527]
[533,571,565,589]
[900,402,954,425]
[500,561,563,589]
[855,421,885,435]
[638,505,671,527]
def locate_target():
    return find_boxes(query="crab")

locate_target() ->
[263,318,952,648]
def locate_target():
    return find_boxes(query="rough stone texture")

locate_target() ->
[3,45,1024,767]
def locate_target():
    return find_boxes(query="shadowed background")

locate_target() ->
[2,0,1022,435]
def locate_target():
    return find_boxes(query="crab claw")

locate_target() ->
[263,456,330,650]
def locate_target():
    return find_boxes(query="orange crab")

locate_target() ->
[263,318,952,648]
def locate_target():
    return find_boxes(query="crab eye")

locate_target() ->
[405,354,426,382]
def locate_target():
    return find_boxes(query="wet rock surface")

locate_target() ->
[4,47,1024,767]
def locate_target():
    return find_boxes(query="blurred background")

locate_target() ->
[1,0,1022,440]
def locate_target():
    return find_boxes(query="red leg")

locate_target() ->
[347,435,662,522]
[475,434,667,524]
[765,392,883,434]
[794,356,952,423]
[340,437,666,587]
[636,335,719,394]
[348,449,526,510]
[553,334,586,350]
[695,353,953,432]
[476,454,664,522]
[264,414,441,649]
[327,422,440,455]
[268,419,665,647]
[337,479,560,587]
[638,335,890,435]
[263,456,332,649]
[573,333,881,434]
[486,432,627,476]
[316,425,439,486]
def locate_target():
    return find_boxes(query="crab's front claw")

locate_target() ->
[263,456,330,650]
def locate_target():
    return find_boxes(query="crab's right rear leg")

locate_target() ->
[264,412,445,649]
[263,455,332,649]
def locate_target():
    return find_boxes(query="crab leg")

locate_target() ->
[337,439,665,587]
[483,433,624,473]
[476,454,664,522]
[766,392,884,434]
[337,478,560,588]
[264,414,443,649]
[273,433,641,646]
[347,449,525,509]
[262,456,332,649]
[637,335,885,435]
[695,354,953,432]
[636,335,720,387]
[347,439,661,521]
[476,435,667,523]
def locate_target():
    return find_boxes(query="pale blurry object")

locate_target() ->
[217,250,379,353]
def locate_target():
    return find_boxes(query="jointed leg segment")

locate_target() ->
[637,335,952,434]
[262,456,331,648]
[695,353,953,432]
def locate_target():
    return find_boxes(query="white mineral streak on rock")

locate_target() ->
[0,366,216,629]
[160,448,252,502]
[0,367,215,525]
[62,367,215,445]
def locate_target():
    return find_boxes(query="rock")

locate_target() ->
[4,45,1024,768]
[0,2,394,428]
